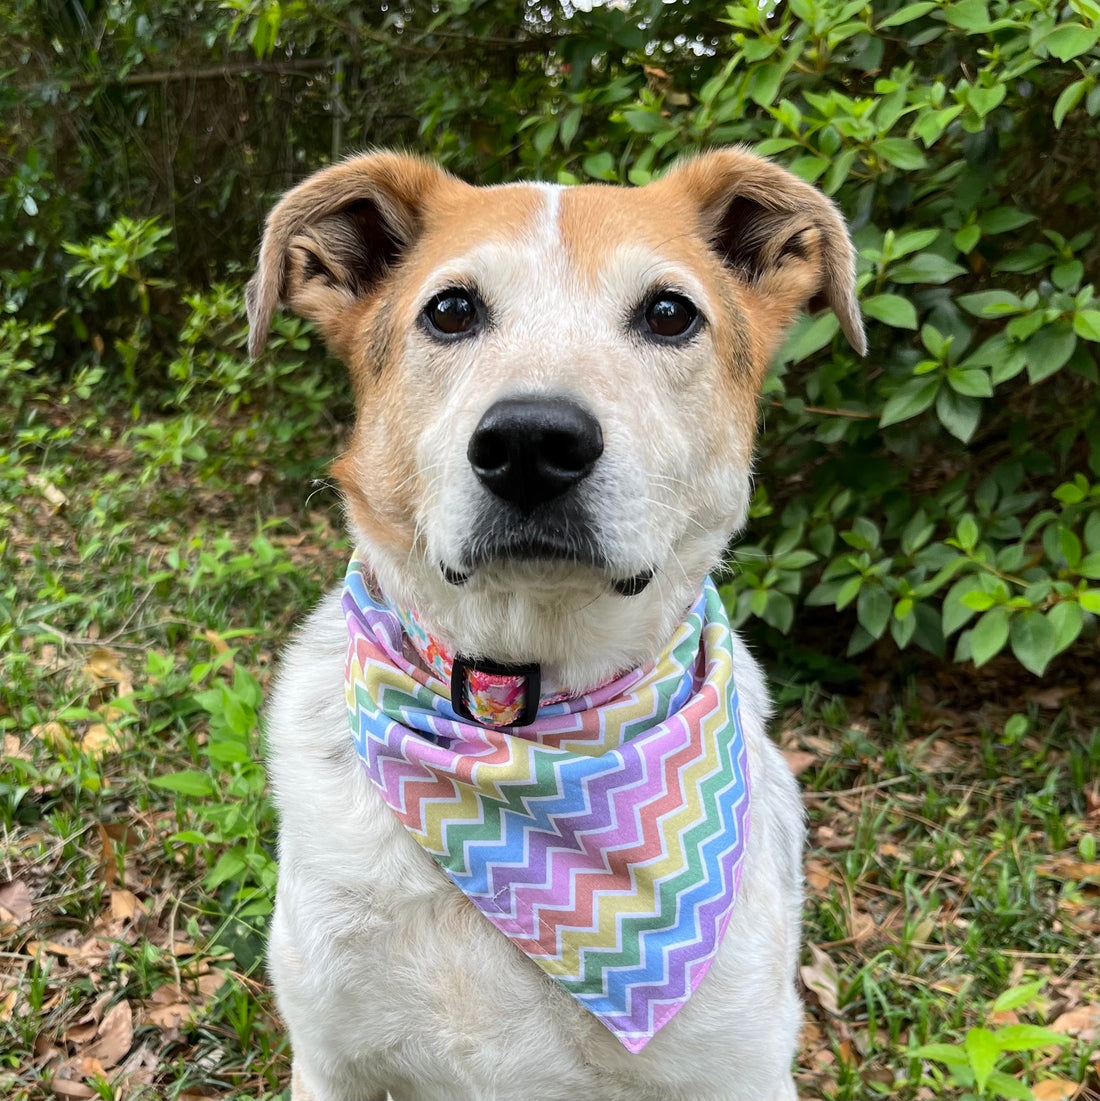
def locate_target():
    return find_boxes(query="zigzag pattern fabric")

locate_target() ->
[343,549,751,1052]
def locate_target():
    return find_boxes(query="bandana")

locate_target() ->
[343,549,750,1052]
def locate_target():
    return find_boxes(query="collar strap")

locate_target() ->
[389,593,618,729]
[450,655,542,728]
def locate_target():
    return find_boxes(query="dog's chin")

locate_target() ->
[443,548,654,599]
[450,525,655,596]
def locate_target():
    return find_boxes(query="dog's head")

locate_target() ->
[248,148,864,689]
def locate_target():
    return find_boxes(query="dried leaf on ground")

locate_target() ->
[801,944,841,1016]
[78,723,119,758]
[1033,1079,1081,1101]
[81,1000,132,1069]
[82,648,130,686]
[0,879,34,925]
[782,749,818,777]
[49,1077,97,1099]
[109,889,142,922]
[1051,1004,1100,1041]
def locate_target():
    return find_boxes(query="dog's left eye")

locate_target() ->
[425,289,477,336]
[642,293,699,340]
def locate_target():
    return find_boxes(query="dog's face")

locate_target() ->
[248,149,864,689]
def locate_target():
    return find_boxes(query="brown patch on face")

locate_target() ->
[651,149,865,357]
[555,152,864,469]
[556,184,766,459]
[323,179,550,559]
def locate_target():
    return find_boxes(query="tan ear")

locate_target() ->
[246,152,455,359]
[656,147,866,356]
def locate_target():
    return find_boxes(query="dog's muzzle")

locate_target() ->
[467,395,604,513]
[446,394,652,596]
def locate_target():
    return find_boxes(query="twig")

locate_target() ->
[25,58,331,93]
[769,399,878,419]
[802,775,912,799]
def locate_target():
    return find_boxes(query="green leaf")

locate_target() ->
[763,590,795,633]
[205,846,248,889]
[957,514,980,552]
[880,377,939,427]
[559,106,581,149]
[205,739,251,765]
[748,63,786,108]
[992,980,1046,1013]
[788,156,829,183]
[971,607,1010,666]
[1054,77,1088,129]
[996,245,1054,274]
[982,1071,1034,1101]
[533,119,557,156]
[877,2,936,27]
[945,0,990,31]
[947,367,993,397]
[169,830,208,845]
[622,110,668,134]
[962,590,997,611]
[893,228,940,257]
[774,550,818,570]
[891,606,917,647]
[778,313,840,363]
[958,290,1023,316]
[1053,260,1083,290]
[943,576,987,635]
[582,152,617,181]
[857,584,892,639]
[850,516,881,550]
[979,208,1036,234]
[1074,310,1100,342]
[964,83,1006,117]
[836,574,863,610]
[151,770,215,797]
[936,387,982,443]
[965,1027,1000,1093]
[993,1024,1071,1052]
[1043,23,1097,62]
[875,138,927,169]
[890,253,967,284]
[1026,323,1077,383]
[754,138,800,155]
[1010,610,1056,676]
[911,1042,970,1066]
[862,294,918,329]
[1048,601,1084,653]
[954,224,981,253]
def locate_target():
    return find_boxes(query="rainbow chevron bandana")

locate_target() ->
[342,550,751,1052]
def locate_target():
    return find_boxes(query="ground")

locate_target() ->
[1,394,1096,1100]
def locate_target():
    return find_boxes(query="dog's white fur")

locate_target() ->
[249,148,864,1101]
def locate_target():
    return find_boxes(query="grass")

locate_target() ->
[1,376,1097,1101]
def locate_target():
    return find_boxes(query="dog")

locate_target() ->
[247,146,865,1101]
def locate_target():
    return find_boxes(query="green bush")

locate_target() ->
[3,0,1097,679]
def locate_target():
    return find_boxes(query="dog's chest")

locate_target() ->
[265,599,801,1099]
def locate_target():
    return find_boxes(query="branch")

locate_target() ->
[768,399,878,419]
[24,58,332,93]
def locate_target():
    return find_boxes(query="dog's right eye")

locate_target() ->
[643,293,699,340]
[424,289,477,336]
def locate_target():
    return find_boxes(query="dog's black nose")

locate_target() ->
[468,397,604,512]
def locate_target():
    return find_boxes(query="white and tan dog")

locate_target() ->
[248,147,865,1101]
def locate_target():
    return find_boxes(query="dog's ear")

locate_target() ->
[658,147,866,356]
[246,152,454,359]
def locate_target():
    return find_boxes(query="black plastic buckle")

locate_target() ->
[450,655,542,728]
